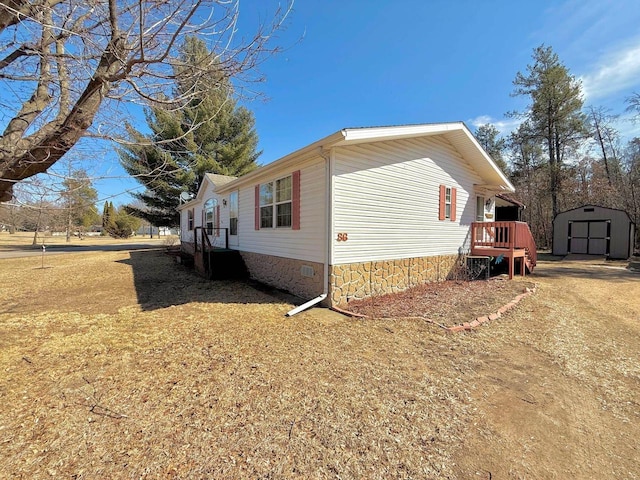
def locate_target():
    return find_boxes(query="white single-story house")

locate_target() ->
[552,205,635,259]
[179,122,535,307]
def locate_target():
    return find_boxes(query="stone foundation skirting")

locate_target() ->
[329,254,460,307]
[240,252,325,300]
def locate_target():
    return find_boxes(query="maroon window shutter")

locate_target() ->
[254,185,260,230]
[292,170,301,230]
[215,204,220,236]
[438,185,446,221]
[450,188,457,222]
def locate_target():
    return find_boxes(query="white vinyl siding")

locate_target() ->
[236,157,326,263]
[331,136,483,264]
[179,180,228,245]
[180,209,194,244]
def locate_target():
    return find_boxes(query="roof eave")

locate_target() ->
[215,122,513,193]
[334,122,465,146]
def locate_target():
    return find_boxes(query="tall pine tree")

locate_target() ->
[475,124,508,173]
[118,36,261,227]
[102,201,117,235]
[510,45,588,221]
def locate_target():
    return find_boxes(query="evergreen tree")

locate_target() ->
[102,201,110,230]
[103,203,139,238]
[102,201,117,235]
[118,36,261,227]
[475,124,508,173]
[507,122,550,246]
[102,201,109,230]
[510,45,588,219]
[61,169,99,240]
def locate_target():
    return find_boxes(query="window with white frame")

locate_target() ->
[259,183,273,228]
[260,175,292,228]
[229,191,238,235]
[187,209,194,231]
[276,176,292,227]
[204,198,216,234]
[445,187,452,219]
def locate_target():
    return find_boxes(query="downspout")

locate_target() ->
[286,147,332,317]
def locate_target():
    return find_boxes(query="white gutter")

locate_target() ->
[286,147,333,317]
[285,293,328,317]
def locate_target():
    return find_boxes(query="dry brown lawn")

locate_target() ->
[1,246,639,479]
[0,231,171,247]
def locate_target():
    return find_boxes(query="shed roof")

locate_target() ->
[553,205,634,223]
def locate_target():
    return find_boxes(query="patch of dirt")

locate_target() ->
[451,259,640,479]
[345,277,535,326]
[1,251,639,479]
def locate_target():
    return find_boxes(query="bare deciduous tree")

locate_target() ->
[587,106,621,187]
[0,0,292,201]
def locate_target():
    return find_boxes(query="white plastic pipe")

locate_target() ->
[286,149,332,318]
[286,294,327,317]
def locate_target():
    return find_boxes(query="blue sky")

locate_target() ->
[91,0,640,205]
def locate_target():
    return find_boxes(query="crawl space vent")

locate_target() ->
[300,265,315,278]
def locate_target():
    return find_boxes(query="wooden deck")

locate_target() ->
[471,221,537,279]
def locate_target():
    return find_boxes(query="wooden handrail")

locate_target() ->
[472,221,537,267]
[203,227,229,249]
[472,221,515,249]
[514,222,537,267]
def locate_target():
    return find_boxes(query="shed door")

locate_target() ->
[569,221,609,255]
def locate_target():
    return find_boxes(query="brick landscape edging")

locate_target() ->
[447,285,537,333]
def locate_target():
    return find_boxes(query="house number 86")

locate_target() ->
[336,233,348,242]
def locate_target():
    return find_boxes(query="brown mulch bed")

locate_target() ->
[344,277,535,326]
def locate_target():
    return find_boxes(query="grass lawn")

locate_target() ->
[1,246,639,478]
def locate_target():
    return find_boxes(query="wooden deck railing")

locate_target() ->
[513,222,537,267]
[194,227,228,251]
[472,221,537,268]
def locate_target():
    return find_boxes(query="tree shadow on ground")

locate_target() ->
[116,249,299,311]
